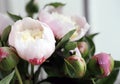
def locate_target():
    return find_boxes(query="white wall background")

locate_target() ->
[89,0,120,61]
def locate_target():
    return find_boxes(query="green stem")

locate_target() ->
[28,13,33,18]
[15,67,23,84]
[31,64,34,78]
[91,78,96,84]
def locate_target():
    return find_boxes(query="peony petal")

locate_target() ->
[39,10,90,41]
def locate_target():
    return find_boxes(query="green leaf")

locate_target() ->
[17,59,29,80]
[1,26,11,45]
[64,59,76,78]
[43,66,61,77]
[45,2,65,8]
[0,70,15,84]
[0,41,2,47]
[34,66,41,84]
[56,29,75,49]
[78,36,96,59]
[87,33,99,39]
[86,37,96,56]
[65,42,77,51]
[7,12,22,22]
[42,54,65,77]
[96,69,119,84]
[114,60,120,69]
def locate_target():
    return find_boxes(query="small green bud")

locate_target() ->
[26,0,39,17]
[64,55,86,78]
[0,47,19,71]
[77,41,88,58]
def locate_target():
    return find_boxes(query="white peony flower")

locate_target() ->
[8,17,56,65]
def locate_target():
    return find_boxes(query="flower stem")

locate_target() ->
[15,67,23,84]
[31,64,34,78]
[91,78,96,84]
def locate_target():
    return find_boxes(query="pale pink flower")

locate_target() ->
[39,10,90,41]
[0,13,13,36]
[8,17,56,65]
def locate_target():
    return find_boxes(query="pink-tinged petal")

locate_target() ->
[71,16,90,41]
[71,16,87,28]
[29,57,46,65]
[0,48,8,61]
[88,52,114,78]
[0,14,13,36]
[95,53,111,76]
[77,42,88,58]
[0,47,19,71]
[39,11,75,39]
[39,10,90,41]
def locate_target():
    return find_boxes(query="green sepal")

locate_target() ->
[1,26,11,46]
[0,70,15,84]
[44,2,65,8]
[65,42,77,51]
[7,12,22,22]
[88,58,101,76]
[56,29,75,49]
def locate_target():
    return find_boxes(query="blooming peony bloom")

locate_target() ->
[0,13,13,36]
[88,52,114,77]
[8,17,56,65]
[39,10,90,41]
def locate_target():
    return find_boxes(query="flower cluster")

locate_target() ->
[0,1,119,84]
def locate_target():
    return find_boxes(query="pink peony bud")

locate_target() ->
[88,52,114,77]
[8,17,56,65]
[64,55,86,78]
[0,47,19,71]
[39,10,90,41]
[0,13,13,36]
[77,41,89,58]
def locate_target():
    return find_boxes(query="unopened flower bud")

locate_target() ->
[0,47,19,71]
[26,0,39,17]
[88,52,114,77]
[64,55,86,78]
[77,41,88,58]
